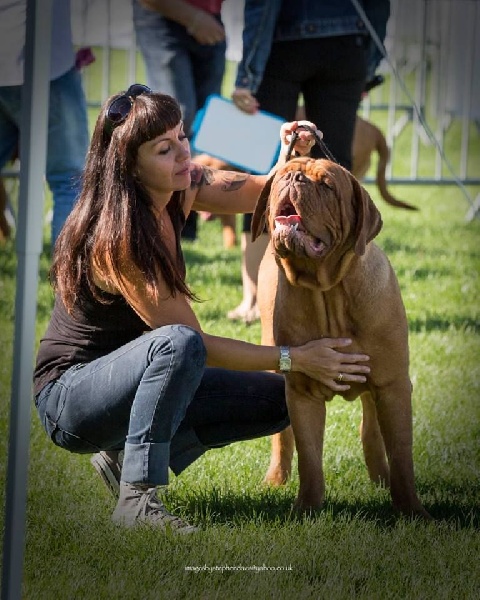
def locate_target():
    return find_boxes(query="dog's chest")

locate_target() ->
[273,280,355,343]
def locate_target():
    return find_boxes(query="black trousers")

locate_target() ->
[243,34,368,232]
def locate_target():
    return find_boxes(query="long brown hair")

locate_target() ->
[51,91,198,312]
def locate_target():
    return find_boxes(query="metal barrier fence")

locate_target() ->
[3,0,479,218]
[359,0,479,219]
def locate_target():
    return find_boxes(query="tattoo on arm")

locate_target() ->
[190,164,214,188]
[189,164,248,191]
[219,171,248,192]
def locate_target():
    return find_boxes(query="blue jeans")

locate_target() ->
[0,67,89,244]
[132,0,226,137]
[35,325,288,486]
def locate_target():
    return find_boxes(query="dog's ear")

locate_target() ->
[351,175,383,255]
[251,173,274,241]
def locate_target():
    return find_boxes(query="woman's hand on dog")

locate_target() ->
[291,338,370,392]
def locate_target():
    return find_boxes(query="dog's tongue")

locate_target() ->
[275,215,302,228]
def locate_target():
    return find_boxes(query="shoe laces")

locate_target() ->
[140,488,195,531]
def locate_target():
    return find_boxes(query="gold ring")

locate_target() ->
[337,373,344,382]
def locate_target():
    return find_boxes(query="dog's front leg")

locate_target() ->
[264,426,295,485]
[287,380,327,513]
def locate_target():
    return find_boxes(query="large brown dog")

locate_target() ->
[252,156,430,519]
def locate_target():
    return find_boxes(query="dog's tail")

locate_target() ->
[375,132,419,211]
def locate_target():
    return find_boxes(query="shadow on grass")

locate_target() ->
[397,266,454,279]
[417,480,480,528]
[380,239,423,255]
[408,315,480,333]
[177,485,479,531]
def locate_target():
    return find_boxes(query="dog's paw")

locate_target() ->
[292,495,325,515]
[394,504,434,522]
[263,465,291,486]
[392,496,434,521]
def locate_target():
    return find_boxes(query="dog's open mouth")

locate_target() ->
[272,201,327,258]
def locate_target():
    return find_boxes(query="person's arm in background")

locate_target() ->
[139,0,225,45]
[231,0,282,112]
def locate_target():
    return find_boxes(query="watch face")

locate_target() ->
[279,347,291,372]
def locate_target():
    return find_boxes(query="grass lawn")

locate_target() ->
[0,178,479,599]
[0,52,479,598]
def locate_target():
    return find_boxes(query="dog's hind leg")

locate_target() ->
[374,384,432,520]
[220,214,237,248]
[360,391,390,487]
[264,426,295,486]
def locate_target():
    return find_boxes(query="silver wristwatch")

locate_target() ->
[279,346,292,373]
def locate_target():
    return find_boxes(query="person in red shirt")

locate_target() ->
[133,0,227,241]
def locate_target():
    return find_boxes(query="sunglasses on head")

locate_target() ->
[105,83,152,134]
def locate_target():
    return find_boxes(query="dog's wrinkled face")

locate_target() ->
[252,157,382,289]
[269,166,333,260]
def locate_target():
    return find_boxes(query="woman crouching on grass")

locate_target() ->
[34,85,370,533]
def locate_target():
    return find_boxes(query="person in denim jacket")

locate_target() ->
[235,0,390,98]
[227,0,390,324]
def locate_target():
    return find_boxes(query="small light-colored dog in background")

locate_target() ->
[192,153,239,248]
[351,116,417,211]
[295,105,418,212]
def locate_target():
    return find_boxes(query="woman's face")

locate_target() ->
[135,121,191,201]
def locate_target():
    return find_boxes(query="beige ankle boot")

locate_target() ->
[112,482,198,533]
[91,450,123,497]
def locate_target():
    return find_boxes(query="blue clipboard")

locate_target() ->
[191,95,285,174]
